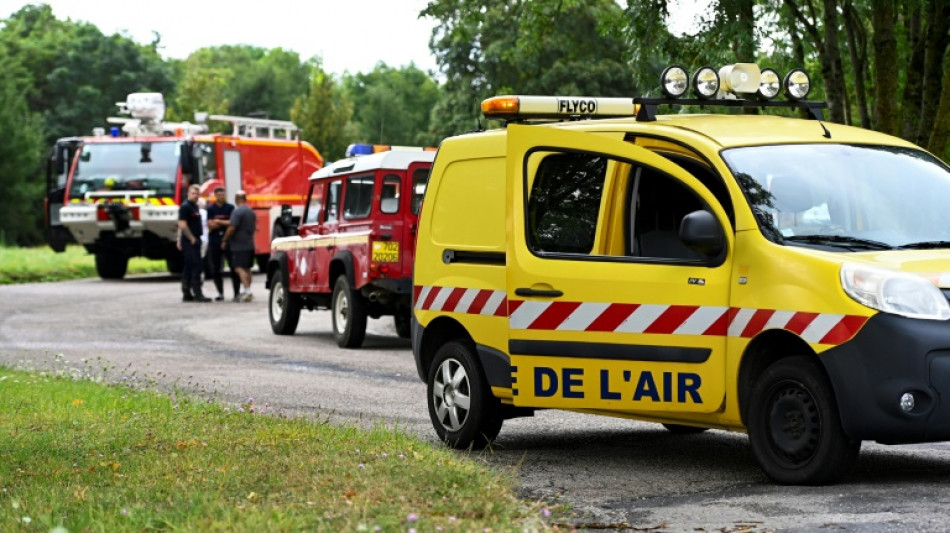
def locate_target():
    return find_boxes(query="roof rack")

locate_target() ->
[209,115,299,140]
[633,97,829,122]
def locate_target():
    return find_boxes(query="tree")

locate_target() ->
[424,0,636,138]
[342,63,441,146]
[291,64,357,162]
[0,50,44,245]
[0,4,176,146]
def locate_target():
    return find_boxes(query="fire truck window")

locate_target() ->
[344,174,375,219]
[195,142,217,184]
[380,174,400,214]
[69,142,179,200]
[326,181,341,223]
[412,168,430,214]
[304,183,323,224]
[527,152,607,255]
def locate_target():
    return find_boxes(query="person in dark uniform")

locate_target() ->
[177,184,211,302]
[206,187,240,301]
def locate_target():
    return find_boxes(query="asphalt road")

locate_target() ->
[3,274,950,532]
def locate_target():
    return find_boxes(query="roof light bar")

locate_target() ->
[481,95,637,121]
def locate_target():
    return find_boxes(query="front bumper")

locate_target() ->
[821,312,950,444]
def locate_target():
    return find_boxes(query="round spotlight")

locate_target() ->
[661,66,689,98]
[692,66,720,99]
[784,69,811,100]
[758,68,781,100]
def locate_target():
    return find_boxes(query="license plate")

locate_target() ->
[372,241,399,262]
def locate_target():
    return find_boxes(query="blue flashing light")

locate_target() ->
[345,143,374,157]
[110,126,121,137]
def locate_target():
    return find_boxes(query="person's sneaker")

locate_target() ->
[214,294,225,301]
[194,294,212,303]
[232,295,243,303]
[241,292,254,303]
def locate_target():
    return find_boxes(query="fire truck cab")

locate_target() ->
[266,148,434,348]
[45,93,323,279]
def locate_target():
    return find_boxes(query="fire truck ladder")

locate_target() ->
[209,115,299,140]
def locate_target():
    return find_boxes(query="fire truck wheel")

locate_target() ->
[427,340,503,449]
[394,310,412,339]
[269,272,301,335]
[748,356,860,485]
[95,252,128,280]
[661,423,708,435]
[332,276,367,348]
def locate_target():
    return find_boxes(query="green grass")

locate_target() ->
[0,366,555,532]
[0,245,168,284]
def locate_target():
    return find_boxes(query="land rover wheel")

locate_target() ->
[427,340,503,449]
[95,252,128,279]
[269,271,301,335]
[748,356,860,485]
[331,276,367,348]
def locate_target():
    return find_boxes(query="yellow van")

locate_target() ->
[412,64,950,484]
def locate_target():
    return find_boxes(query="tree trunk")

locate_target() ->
[918,0,950,146]
[901,2,925,140]
[823,0,847,123]
[844,1,870,128]
[927,54,950,157]
[872,0,899,135]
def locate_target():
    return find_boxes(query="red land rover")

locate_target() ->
[265,149,435,347]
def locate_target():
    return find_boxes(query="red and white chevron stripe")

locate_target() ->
[414,285,869,346]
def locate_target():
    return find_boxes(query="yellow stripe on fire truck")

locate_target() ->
[413,285,868,346]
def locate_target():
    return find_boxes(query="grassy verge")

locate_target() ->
[0,366,555,532]
[0,245,168,284]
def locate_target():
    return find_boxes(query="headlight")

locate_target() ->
[692,66,720,99]
[840,263,950,320]
[758,68,781,100]
[660,66,689,98]
[784,69,811,100]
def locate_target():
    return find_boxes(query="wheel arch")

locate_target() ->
[329,250,355,287]
[265,251,289,289]
[415,315,474,382]
[737,329,819,426]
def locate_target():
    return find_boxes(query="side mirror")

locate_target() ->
[679,209,724,257]
[280,204,294,227]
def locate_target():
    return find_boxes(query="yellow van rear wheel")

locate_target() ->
[427,340,502,449]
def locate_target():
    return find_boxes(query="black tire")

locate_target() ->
[269,271,301,335]
[662,423,708,435]
[95,252,128,279]
[331,276,367,348]
[748,356,860,485]
[165,252,183,274]
[427,340,503,449]
[394,309,411,339]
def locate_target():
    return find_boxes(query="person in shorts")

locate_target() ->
[206,187,240,301]
[222,190,256,302]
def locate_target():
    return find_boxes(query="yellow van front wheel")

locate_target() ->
[748,356,860,485]
[427,340,503,449]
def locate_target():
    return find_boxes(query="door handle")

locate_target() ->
[514,287,563,298]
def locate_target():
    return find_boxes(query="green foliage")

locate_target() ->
[0,55,44,246]
[423,0,637,138]
[292,66,357,162]
[169,45,311,122]
[0,4,176,145]
[0,366,555,531]
[342,63,442,146]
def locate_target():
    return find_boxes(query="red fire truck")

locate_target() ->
[265,148,434,347]
[45,93,324,279]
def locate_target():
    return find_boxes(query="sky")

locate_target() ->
[0,0,440,75]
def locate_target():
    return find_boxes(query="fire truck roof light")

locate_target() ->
[123,92,166,121]
[481,95,638,121]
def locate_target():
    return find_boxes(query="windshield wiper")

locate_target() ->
[783,234,895,250]
[899,241,950,250]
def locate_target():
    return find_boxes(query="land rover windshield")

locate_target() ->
[67,141,181,200]
[722,144,950,250]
